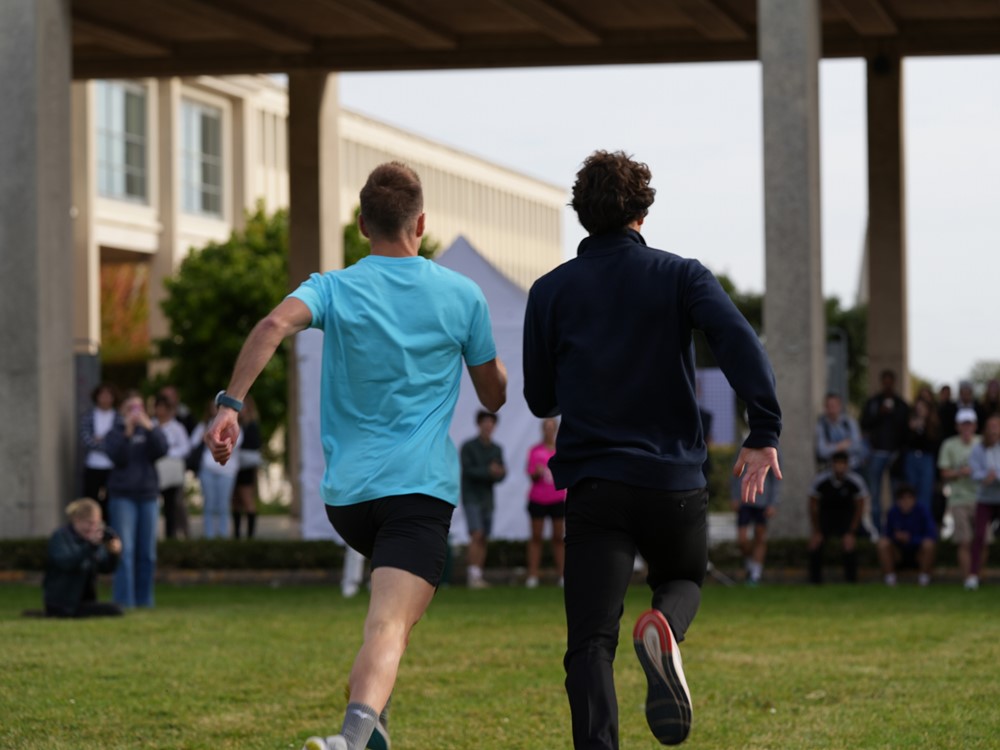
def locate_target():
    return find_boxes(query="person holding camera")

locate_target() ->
[44,498,123,618]
[104,391,168,608]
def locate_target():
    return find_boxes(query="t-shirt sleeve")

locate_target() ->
[286,272,328,329]
[463,284,497,367]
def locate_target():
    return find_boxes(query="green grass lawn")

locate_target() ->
[2,581,999,749]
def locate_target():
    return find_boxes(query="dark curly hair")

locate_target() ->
[359,161,423,240]
[571,150,656,235]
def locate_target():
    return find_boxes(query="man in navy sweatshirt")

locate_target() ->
[523,150,782,748]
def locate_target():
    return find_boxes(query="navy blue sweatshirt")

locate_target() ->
[104,422,168,501]
[523,229,781,492]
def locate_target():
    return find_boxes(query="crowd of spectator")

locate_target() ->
[65,383,264,614]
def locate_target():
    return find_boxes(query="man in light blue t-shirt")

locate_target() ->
[205,162,507,750]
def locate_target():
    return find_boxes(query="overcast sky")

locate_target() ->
[339,57,1000,390]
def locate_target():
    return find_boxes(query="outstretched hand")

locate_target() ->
[205,408,240,466]
[733,446,782,504]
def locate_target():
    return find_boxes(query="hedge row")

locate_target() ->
[0,537,963,572]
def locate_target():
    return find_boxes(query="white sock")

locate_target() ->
[468,565,483,582]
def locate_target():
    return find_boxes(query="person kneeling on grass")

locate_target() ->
[877,483,938,586]
[44,498,123,618]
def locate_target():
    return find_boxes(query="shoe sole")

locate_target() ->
[633,609,692,745]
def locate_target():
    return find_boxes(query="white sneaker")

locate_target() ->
[964,575,980,591]
[918,573,931,587]
[324,737,348,750]
[302,738,328,750]
[884,573,897,587]
[525,576,539,589]
[633,609,692,745]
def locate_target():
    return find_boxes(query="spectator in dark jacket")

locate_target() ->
[105,392,168,608]
[44,498,123,618]
[860,369,910,534]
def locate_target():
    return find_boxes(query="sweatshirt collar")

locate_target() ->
[576,228,647,257]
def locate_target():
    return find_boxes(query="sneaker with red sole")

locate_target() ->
[632,609,692,745]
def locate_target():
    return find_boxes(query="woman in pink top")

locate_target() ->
[525,418,567,588]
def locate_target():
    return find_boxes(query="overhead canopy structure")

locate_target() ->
[2,0,996,538]
[72,0,1000,77]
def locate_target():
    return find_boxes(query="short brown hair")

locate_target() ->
[571,150,656,235]
[359,162,423,239]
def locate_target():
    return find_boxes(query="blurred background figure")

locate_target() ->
[190,401,243,539]
[731,469,780,586]
[877,483,937,587]
[524,418,566,588]
[153,394,189,540]
[904,393,941,513]
[807,451,868,585]
[43,498,123,618]
[967,414,1000,590]
[80,383,118,521]
[105,392,167,608]
[460,410,506,589]
[232,395,262,539]
[937,408,980,586]
[815,392,865,470]
[341,547,367,598]
[860,369,910,535]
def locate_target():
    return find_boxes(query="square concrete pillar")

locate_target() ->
[0,0,75,537]
[149,78,181,364]
[286,71,342,520]
[760,0,826,538]
[866,54,908,395]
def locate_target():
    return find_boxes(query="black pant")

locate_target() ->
[809,513,857,583]
[161,485,182,539]
[563,480,707,750]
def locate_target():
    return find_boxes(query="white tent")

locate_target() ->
[297,236,541,542]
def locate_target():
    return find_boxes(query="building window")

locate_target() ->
[96,81,148,203]
[181,100,223,217]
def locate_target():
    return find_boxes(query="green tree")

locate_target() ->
[155,204,290,441]
[695,273,869,410]
[968,360,1000,390]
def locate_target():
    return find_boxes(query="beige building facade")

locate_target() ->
[72,73,565,365]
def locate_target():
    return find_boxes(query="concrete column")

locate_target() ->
[866,54,908,395]
[72,81,100,355]
[288,71,342,282]
[149,78,181,364]
[287,71,342,520]
[0,0,74,537]
[759,0,825,538]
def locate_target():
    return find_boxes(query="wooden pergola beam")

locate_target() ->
[314,0,458,50]
[490,0,602,46]
[73,14,170,57]
[831,0,898,37]
[166,0,313,53]
[676,0,749,41]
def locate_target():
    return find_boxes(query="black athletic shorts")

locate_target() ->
[527,500,566,520]
[325,494,454,587]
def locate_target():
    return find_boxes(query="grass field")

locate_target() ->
[2,580,999,749]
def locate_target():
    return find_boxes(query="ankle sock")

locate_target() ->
[341,702,378,750]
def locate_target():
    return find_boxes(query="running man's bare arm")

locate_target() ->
[468,357,508,413]
[205,297,312,463]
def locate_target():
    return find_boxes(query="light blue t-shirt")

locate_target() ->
[288,254,496,507]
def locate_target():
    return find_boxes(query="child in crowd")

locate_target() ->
[877,483,937,586]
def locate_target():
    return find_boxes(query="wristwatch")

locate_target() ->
[215,390,244,413]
